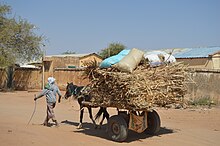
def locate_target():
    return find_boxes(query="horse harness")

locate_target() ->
[71,86,87,100]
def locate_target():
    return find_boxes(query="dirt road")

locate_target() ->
[0,91,220,146]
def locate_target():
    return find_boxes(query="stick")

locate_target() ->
[27,95,37,125]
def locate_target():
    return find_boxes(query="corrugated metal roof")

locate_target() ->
[174,47,220,58]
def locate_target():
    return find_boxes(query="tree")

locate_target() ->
[0,4,44,67]
[62,50,76,54]
[99,42,126,59]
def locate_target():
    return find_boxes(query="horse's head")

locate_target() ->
[64,82,77,99]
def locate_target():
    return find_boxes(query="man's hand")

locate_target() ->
[34,94,37,101]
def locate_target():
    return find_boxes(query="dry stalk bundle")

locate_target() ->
[84,62,188,110]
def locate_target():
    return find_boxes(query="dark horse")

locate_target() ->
[64,82,109,129]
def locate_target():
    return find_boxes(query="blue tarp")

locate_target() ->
[99,49,130,68]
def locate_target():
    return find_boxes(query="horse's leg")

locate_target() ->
[104,108,109,121]
[98,107,109,129]
[77,105,84,129]
[87,107,97,129]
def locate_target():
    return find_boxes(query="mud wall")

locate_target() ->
[53,68,89,91]
[186,68,220,102]
[0,68,7,89]
[0,67,89,91]
[2,67,220,103]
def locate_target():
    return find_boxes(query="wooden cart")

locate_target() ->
[82,101,161,142]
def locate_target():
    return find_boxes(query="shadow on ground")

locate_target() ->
[61,120,175,143]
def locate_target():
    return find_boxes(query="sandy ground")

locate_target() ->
[0,91,220,146]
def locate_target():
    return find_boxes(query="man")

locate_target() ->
[34,77,62,127]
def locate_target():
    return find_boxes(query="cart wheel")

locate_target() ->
[144,110,161,135]
[107,115,128,142]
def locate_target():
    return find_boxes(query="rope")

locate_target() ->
[27,100,37,125]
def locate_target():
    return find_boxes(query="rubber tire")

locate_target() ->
[107,115,128,142]
[144,110,161,135]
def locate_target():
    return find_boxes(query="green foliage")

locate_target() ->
[0,4,11,16]
[0,4,44,67]
[189,96,216,106]
[99,42,126,59]
[62,50,76,54]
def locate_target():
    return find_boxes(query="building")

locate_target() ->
[43,53,103,77]
[173,47,220,69]
[38,53,103,89]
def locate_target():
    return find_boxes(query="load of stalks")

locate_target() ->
[83,61,188,111]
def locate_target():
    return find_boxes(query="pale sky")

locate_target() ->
[5,0,220,55]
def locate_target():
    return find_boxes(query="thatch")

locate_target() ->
[83,62,188,110]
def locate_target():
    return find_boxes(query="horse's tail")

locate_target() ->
[94,107,105,120]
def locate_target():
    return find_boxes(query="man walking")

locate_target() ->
[34,77,62,127]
